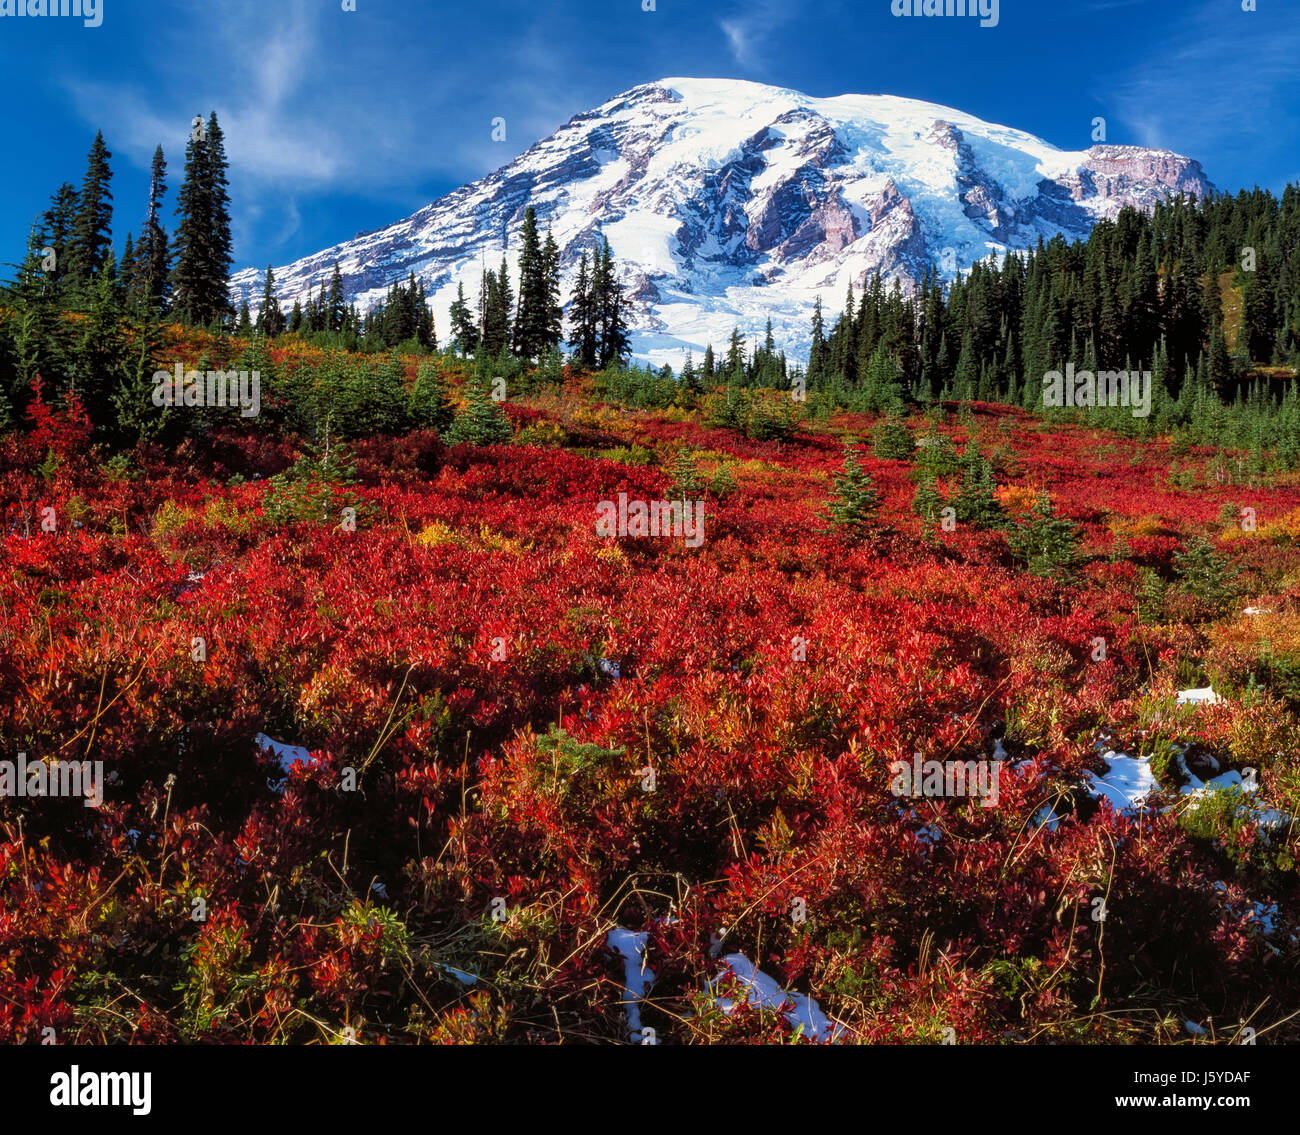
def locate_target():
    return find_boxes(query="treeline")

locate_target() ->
[627,186,1300,420]
[804,186,1300,409]
[0,115,237,433]
[8,115,1300,459]
[256,204,632,371]
[240,264,438,355]
[24,115,234,327]
[598,186,1300,464]
[0,114,643,443]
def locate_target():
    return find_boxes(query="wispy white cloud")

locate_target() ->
[61,0,345,188]
[57,0,615,262]
[717,0,805,74]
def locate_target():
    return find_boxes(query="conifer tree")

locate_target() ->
[139,145,170,312]
[257,265,285,336]
[112,307,164,442]
[171,112,233,326]
[67,254,126,419]
[445,378,511,446]
[360,349,411,434]
[954,445,1003,529]
[409,359,455,433]
[808,296,826,385]
[824,439,880,539]
[10,228,63,397]
[725,327,746,383]
[68,131,114,295]
[449,281,478,355]
[327,262,346,334]
[512,206,545,359]
[541,227,563,352]
[594,239,628,368]
[416,279,436,350]
[680,351,700,395]
[39,182,79,300]
[480,259,513,356]
[667,447,704,498]
[708,462,737,497]
[1137,568,1167,625]
[1004,492,1081,578]
[204,113,234,324]
[872,414,915,460]
[119,233,137,304]
[568,252,597,368]
[912,469,944,539]
[1173,536,1237,615]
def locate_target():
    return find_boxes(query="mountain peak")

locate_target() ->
[231,79,1212,366]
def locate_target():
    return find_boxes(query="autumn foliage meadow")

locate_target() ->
[2,338,1300,1046]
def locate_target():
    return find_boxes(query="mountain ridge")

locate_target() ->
[229,77,1213,365]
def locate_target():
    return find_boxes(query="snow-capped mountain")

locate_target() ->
[229,77,1212,366]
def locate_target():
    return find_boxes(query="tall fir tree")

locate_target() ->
[512,206,546,359]
[593,238,628,368]
[326,261,346,333]
[257,265,285,336]
[138,145,170,312]
[39,182,79,300]
[568,251,597,368]
[448,281,478,355]
[541,227,563,352]
[68,131,114,296]
[171,112,233,326]
[204,113,234,325]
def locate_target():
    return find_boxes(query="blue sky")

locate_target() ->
[0,0,1296,274]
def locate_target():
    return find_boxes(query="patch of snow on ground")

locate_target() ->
[1176,687,1222,705]
[1178,757,1296,836]
[1180,765,1252,797]
[256,734,318,793]
[255,733,314,774]
[711,953,840,1042]
[1213,882,1291,942]
[607,928,654,1043]
[1084,750,1157,815]
[1247,901,1280,937]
